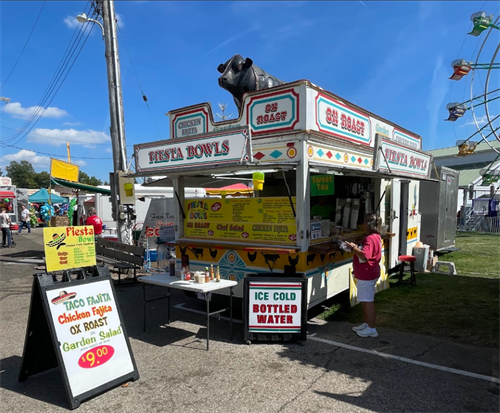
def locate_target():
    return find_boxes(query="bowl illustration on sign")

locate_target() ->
[207,230,214,236]
[241,232,249,238]
[51,290,77,305]
[211,202,222,212]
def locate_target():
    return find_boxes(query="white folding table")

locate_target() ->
[138,273,237,350]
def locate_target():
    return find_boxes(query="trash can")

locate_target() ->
[413,246,430,272]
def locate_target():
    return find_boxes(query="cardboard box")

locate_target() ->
[50,216,70,227]
[426,255,438,273]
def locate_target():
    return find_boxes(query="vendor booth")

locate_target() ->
[131,80,434,311]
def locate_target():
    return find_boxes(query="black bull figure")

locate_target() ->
[218,54,286,114]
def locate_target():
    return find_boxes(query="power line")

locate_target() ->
[1,143,113,160]
[0,2,95,146]
[116,22,164,141]
[0,1,46,91]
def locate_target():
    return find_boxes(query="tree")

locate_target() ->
[5,161,37,188]
[79,171,103,186]
[34,171,51,188]
[0,167,3,176]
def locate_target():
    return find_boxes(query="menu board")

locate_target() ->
[43,226,96,272]
[184,197,297,244]
[45,280,135,397]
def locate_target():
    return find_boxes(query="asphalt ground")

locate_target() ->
[0,228,499,413]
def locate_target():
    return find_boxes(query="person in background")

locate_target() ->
[345,213,382,338]
[85,207,103,237]
[18,205,31,235]
[310,195,335,219]
[1,207,13,248]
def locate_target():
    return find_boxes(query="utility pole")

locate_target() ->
[99,0,129,244]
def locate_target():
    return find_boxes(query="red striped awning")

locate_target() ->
[0,191,15,198]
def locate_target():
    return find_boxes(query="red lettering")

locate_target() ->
[257,315,267,323]
[201,143,213,156]
[287,315,293,323]
[253,304,259,313]
[186,146,195,159]
[291,305,297,313]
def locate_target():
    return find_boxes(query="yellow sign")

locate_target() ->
[51,158,79,183]
[43,226,96,272]
[184,197,297,244]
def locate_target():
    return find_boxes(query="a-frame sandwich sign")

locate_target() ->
[18,267,139,410]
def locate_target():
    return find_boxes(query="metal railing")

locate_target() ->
[472,216,500,233]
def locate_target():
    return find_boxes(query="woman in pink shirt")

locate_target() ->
[345,213,382,338]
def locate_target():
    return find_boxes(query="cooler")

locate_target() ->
[413,246,430,272]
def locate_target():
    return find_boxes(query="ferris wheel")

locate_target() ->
[445,11,500,160]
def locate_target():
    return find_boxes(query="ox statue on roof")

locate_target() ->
[217,54,286,114]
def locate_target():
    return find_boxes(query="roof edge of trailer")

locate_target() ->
[308,162,439,182]
[130,162,300,179]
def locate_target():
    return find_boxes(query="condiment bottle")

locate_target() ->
[169,257,176,276]
[205,267,210,283]
[181,267,186,280]
[185,266,191,281]
[216,266,220,282]
[210,264,214,281]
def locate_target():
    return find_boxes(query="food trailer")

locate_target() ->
[1,177,19,230]
[133,80,433,309]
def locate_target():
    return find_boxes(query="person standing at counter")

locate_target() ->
[310,196,335,219]
[345,213,382,338]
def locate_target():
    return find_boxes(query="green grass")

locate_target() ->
[446,232,500,278]
[321,233,500,347]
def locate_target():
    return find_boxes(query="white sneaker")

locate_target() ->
[356,326,378,337]
[352,323,368,332]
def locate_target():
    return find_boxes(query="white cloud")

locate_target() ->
[460,115,488,127]
[426,56,448,147]
[27,128,110,147]
[4,102,68,119]
[0,149,50,169]
[74,160,87,167]
[202,26,261,57]
[116,13,125,28]
[426,56,448,148]
[105,147,113,153]
[64,13,123,31]
[64,15,80,29]
[63,121,81,126]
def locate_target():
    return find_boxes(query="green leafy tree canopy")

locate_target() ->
[79,171,103,186]
[4,160,103,189]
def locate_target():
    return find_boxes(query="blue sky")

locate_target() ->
[1,1,499,182]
